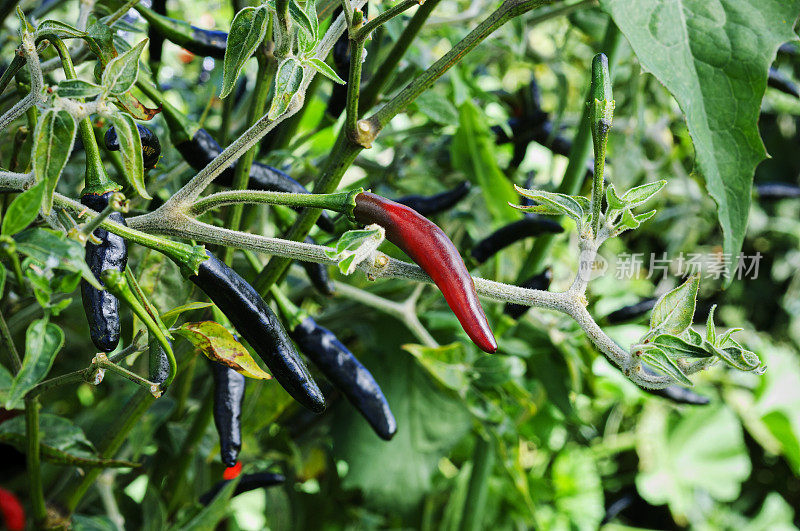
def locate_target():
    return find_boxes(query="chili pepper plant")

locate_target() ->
[0,0,799,528]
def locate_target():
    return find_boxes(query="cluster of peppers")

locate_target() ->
[71,9,715,503]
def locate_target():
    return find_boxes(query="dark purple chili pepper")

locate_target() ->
[639,365,710,405]
[755,182,800,200]
[149,338,171,385]
[81,192,128,352]
[104,123,162,169]
[394,181,471,216]
[210,359,246,467]
[135,3,227,59]
[189,251,325,413]
[768,67,799,98]
[291,316,396,440]
[470,217,564,264]
[605,298,657,324]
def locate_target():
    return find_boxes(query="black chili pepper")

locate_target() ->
[135,3,227,59]
[605,298,657,324]
[81,192,128,352]
[755,182,800,200]
[767,67,800,98]
[189,251,325,413]
[210,359,246,467]
[199,472,285,506]
[148,0,166,71]
[291,317,396,440]
[470,217,564,264]
[395,181,471,216]
[503,268,552,319]
[104,123,162,170]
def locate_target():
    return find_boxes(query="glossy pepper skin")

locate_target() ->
[149,338,171,385]
[210,360,246,467]
[291,317,396,440]
[174,128,336,233]
[199,472,285,506]
[189,251,325,413]
[104,124,162,169]
[470,217,564,265]
[503,268,552,319]
[353,192,497,353]
[135,4,227,59]
[395,181,471,216]
[605,298,657,324]
[148,0,166,68]
[81,192,128,352]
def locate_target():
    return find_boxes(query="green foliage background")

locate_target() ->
[1,0,800,528]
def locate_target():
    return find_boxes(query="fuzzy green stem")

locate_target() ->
[0,308,22,372]
[269,285,306,330]
[190,189,360,217]
[459,435,495,531]
[353,0,421,42]
[515,21,621,282]
[588,52,613,237]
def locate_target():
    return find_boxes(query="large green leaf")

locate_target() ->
[451,101,518,223]
[331,354,471,511]
[600,0,800,271]
[14,228,104,289]
[220,6,269,99]
[550,446,604,531]
[5,320,65,409]
[635,402,751,523]
[33,109,77,214]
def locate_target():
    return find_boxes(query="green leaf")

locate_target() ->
[306,57,345,84]
[636,403,751,521]
[174,321,273,379]
[0,431,138,468]
[268,57,304,120]
[33,109,77,214]
[220,6,270,99]
[110,113,149,199]
[706,304,717,345]
[0,413,94,453]
[403,343,471,394]
[36,20,86,40]
[5,319,64,409]
[161,301,214,328]
[414,90,459,125]
[56,79,103,98]
[14,228,104,289]
[84,21,117,63]
[289,0,315,39]
[451,101,518,223]
[0,364,12,404]
[621,180,666,207]
[513,185,585,226]
[605,183,626,210]
[600,0,800,280]
[325,225,385,275]
[101,37,147,95]
[178,467,245,530]
[649,333,713,359]
[551,446,604,530]
[1,181,45,236]
[640,345,692,386]
[649,274,700,336]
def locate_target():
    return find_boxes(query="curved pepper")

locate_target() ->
[148,338,171,384]
[291,317,396,440]
[189,251,325,413]
[199,471,285,506]
[326,8,350,120]
[81,192,128,352]
[352,192,497,353]
[210,359,246,467]
[395,181,471,216]
[503,268,552,319]
[135,4,227,59]
[755,182,800,200]
[104,123,162,170]
[605,298,657,324]
[639,365,710,405]
[470,217,564,265]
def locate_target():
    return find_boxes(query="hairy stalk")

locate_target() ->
[0,33,43,132]
[26,397,47,525]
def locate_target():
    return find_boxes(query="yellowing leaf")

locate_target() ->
[174,321,272,379]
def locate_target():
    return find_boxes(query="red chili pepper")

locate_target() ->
[353,192,497,353]
[0,488,25,531]
[223,461,243,480]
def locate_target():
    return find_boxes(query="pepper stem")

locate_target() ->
[269,286,306,331]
